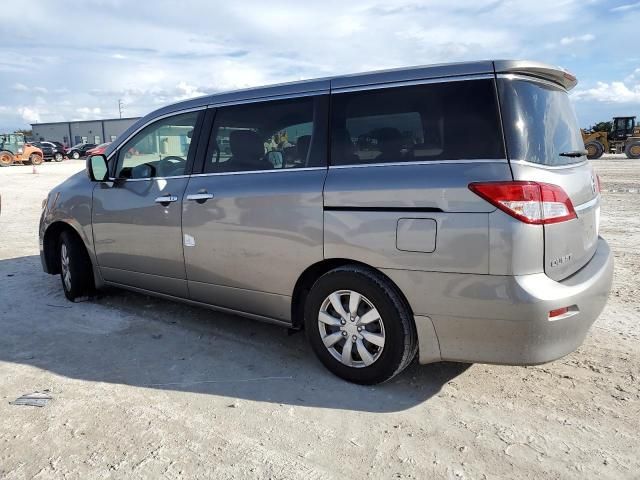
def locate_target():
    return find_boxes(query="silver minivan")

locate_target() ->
[40,60,613,384]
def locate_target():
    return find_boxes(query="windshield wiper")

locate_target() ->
[559,150,588,158]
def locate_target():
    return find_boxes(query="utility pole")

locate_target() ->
[118,99,124,119]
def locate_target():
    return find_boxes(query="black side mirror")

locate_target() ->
[87,154,109,182]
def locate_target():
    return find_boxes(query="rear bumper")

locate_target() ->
[384,237,614,365]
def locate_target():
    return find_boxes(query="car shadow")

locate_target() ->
[0,255,470,412]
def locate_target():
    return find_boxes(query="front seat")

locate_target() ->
[375,127,404,163]
[228,130,272,171]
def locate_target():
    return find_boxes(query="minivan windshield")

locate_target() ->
[498,78,585,166]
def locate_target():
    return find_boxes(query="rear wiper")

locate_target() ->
[559,150,588,158]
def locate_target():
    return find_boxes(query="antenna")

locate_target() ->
[118,99,125,119]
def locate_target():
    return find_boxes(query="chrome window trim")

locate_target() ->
[191,166,326,178]
[328,159,507,169]
[331,73,495,94]
[509,159,588,170]
[106,106,206,162]
[496,73,568,92]
[106,175,191,182]
[207,89,329,109]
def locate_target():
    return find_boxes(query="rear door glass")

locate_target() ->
[498,78,585,166]
[330,79,505,166]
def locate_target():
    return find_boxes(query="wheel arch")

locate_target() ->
[43,221,89,275]
[291,258,415,330]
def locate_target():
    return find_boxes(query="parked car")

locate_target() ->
[39,60,613,384]
[67,143,96,159]
[33,141,66,162]
[86,142,111,156]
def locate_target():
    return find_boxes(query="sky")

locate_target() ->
[1,0,640,131]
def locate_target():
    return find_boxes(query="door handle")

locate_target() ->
[186,192,214,203]
[154,195,178,205]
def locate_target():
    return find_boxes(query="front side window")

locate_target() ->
[330,79,504,166]
[205,96,325,174]
[116,111,199,179]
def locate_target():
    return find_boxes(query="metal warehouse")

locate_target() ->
[31,117,140,147]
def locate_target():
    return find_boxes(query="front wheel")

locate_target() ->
[29,154,43,165]
[59,231,93,301]
[625,141,640,159]
[304,266,417,384]
[54,152,64,162]
[585,141,604,160]
[0,151,12,167]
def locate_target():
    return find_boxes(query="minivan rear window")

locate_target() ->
[498,78,585,166]
[330,79,504,166]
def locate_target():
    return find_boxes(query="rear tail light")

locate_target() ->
[468,181,577,224]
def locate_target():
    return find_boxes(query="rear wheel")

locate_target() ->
[625,141,640,159]
[71,151,80,159]
[29,153,43,165]
[54,152,64,162]
[304,266,417,384]
[0,151,12,167]
[59,231,93,301]
[585,141,604,160]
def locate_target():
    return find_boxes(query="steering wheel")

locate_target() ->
[157,156,186,177]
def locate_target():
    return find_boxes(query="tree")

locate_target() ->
[590,121,612,133]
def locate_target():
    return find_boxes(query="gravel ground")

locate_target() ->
[0,157,638,479]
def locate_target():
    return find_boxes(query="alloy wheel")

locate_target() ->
[317,290,386,368]
[61,243,72,291]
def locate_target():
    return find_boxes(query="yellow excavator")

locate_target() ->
[582,116,640,159]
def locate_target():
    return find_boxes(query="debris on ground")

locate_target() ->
[10,391,52,408]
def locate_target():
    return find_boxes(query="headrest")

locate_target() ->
[297,135,311,162]
[376,127,404,153]
[229,130,264,160]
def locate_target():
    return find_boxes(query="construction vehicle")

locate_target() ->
[582,116,640,159]
[0,133,44,167]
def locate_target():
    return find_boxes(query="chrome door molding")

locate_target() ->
[190,166,327,178]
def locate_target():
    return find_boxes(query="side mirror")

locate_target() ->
[87,154,109,182]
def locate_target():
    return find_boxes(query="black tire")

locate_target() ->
[71,151,80,159]
[304,266,417,384]
[54,152,64,162]
[585,141,604,160]
[59,231,94,301]
[0,151,13,167]
[29,153,43,165]
[625,141,640,159]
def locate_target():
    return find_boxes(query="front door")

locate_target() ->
[182,96,328,322]
[92,110,202,297]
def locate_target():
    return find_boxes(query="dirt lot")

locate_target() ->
[0,157,638,479]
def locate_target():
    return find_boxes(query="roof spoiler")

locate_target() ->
[493,60,578,90]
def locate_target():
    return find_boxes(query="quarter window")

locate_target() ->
[116,111,199,179]
[205,96,325,174]
[330,80,504,166]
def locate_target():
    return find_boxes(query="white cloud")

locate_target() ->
[560,34,595,45]
[611,1,640,12]
[18,107,42,124]
[573,80,640,103]
[12,83,29,91]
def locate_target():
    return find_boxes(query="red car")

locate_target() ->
[86,142,111,156]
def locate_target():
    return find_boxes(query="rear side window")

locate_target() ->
[204,96,327,173]
[330,79,504,166]
[498,78,585,166]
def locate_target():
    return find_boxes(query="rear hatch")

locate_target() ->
[497,73,599,281]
